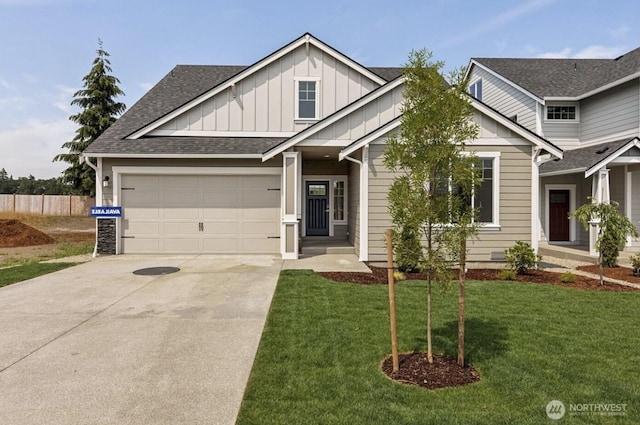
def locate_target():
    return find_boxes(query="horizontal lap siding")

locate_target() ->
[367,142,534,263]
[348,158,360,255]
[470,66,537,132]
[580,79,640,142]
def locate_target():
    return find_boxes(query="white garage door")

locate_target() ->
[120,174,281,254]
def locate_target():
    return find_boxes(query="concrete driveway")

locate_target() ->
[0,255,282,425]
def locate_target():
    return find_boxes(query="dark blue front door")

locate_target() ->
[306,181,329,236]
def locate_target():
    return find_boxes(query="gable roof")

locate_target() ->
[540,137,640,177]
[470,46,640,100]
[262,76,405,160]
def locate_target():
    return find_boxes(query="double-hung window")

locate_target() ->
[296,79,320,120]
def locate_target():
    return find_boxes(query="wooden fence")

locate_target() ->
[0,194,94,216]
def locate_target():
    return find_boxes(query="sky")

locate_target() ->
[0,0,638,178]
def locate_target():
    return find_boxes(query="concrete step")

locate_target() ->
[300,245,355,255]
[538,245,598,264]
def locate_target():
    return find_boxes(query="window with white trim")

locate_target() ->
[333,180,345,221]
[546,105,577,121]
[296,80,319,120]
[469,79,482,101]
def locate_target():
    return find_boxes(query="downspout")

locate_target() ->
[81,154,100,258]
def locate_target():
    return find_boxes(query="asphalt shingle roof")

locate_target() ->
[473,46,640,98]
[86,64,403,156]
[539,138,637,175]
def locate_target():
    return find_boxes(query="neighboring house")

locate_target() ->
[84,33,562,262]
[467,48,640,255]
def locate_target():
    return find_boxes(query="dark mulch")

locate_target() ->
[577,264,640,284]
[381,352,480,389]
[319,265,640,292]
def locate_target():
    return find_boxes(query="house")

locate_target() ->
[83,33,563,262]
[466,48,640,255]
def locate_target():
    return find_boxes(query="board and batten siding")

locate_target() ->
[469,66,537,131]
[153,44,380,135]
[310,85,403,142]
[579,79,640,142]
[366,116,536,262]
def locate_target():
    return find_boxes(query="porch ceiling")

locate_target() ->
[296,146,343,161]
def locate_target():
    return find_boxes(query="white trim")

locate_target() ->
[96,157,103,206]
[469,97,563,159]
[282,151,300,222]
[86,153,263,159]
[147,130,297,138]
[544,184,577,243]
[467,137,531,146]
[626,165,633,246]
[543,103,579,123]
[540,168,586,177]
[129,33,386,139]
[475,152,501,226]
[263,77,405,161]
[301,175,348,238]
[585,137,640,177]
[531,147,540,253]
[298,139,360,147]
[294,77,321,121]
[112,166,281,175]
[360,146,369,261]
[339,117,401,160]
[465,60,545,104]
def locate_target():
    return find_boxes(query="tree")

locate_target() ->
[383,49,479,364]
[54,39,125,196]
[571,199,639,285]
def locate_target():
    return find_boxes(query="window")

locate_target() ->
[308,184,326,196]
[546,105,576,120]
[297,80,318,120]
[333,181,345,221]
[474,158,494,223]
[469,79,482,101]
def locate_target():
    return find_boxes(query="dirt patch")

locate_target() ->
[319,265,640,292]
[0,219,54,247]
[577,264,640,284]
[381,352,480,389]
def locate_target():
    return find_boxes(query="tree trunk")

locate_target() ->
[457,242,466,367]
[427,278,433,363]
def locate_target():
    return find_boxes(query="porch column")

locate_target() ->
[589,168,610,256]
[531,147,540,253]
[282,152,300,259]
[359,146,369,261]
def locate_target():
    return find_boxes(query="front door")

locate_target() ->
[306,181,329,236]
[549,190,570,241]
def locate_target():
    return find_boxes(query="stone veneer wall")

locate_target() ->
[97,218,116,255]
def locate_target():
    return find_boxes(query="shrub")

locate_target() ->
[394,226,423,273]
[497,269,516,281]
[600,230,624,268]
[505,241,541,275]
[630,254,640,277]
[560,272,576,283]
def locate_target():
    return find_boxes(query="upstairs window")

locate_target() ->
[469,79,482,101]
[546,105,577,121]
[296,80,319,120]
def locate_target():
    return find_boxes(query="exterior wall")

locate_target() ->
[347,153,361,256]
[154,44,380,135]
[367,115,537,263]
[309,85,404,141]
[540,173,588,244]
[469,65,537,131]
[302,159,348,175]
[580,79,640,142]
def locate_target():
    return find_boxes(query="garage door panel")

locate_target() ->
[122,173,281,254]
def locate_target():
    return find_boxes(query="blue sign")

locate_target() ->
[90,206,123,218]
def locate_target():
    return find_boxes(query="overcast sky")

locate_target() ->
[0,0,638,178]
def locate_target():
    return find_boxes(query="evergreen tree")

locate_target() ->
[54,39,125,195]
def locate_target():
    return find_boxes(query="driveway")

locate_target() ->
[0,255,282,425]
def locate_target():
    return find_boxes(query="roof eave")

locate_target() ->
[585,137,640,177]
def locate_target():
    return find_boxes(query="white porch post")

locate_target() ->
[282,152,300,259]
[531,147,540,253]
[359,146,369,261]
[589,168,610,257]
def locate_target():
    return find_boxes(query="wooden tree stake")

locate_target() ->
[386,228,399,372]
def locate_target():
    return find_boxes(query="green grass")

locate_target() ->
[0,262,77,288]
[237,271,640,425]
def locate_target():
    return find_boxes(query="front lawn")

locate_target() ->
[0,262,78,288]
[237,270,640,424]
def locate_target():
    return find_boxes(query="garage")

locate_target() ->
[119,174,281,254]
